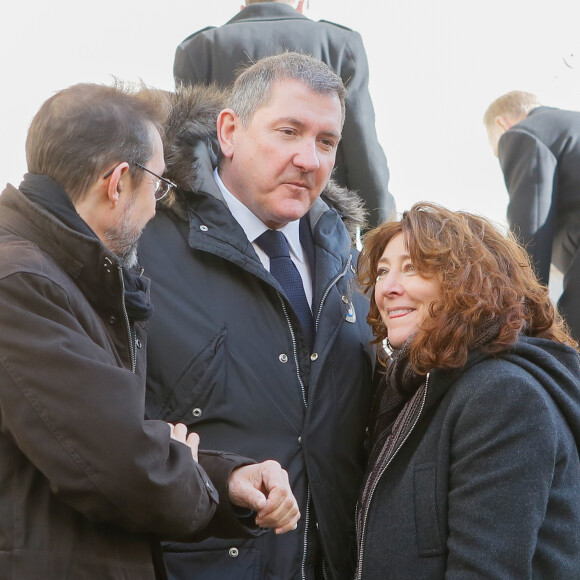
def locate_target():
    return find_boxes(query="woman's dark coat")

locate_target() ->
[357,336,580,579]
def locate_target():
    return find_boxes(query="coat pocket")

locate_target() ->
[413,462,446,556]
[163,541,261,580]
[152,325,227,423]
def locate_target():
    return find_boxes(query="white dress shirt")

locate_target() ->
[214,168,313,308]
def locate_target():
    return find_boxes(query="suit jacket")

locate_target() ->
[173,2,395,227]
[498,105,580,341]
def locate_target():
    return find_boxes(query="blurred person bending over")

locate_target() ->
[484,90,580,341]
[0,82,299,580]
[174,0,395,227]
[138,53,376,580]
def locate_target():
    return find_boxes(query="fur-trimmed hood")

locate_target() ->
[157,84,367,238]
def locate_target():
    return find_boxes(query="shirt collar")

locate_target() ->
[214,168,305,263]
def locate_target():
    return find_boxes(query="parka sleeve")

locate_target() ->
[0,269,231,538]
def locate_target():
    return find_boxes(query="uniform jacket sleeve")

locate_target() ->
[338,29,395,226]
[173,28,213,86]
[498,128,558,284]
[445,372,560,578]
[0,269,243,539]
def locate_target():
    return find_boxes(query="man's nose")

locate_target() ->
[294,140,320,172]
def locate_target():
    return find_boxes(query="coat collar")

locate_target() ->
[227,3,308,24]
[0,184,137,317]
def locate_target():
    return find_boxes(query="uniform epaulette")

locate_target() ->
[318,19,353,32]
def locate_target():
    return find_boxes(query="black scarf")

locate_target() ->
[368,319,502,465]
[19,173,153,322]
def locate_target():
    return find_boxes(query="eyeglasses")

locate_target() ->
[103,162,176,201]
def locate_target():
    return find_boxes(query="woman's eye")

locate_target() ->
[376,268,389,279]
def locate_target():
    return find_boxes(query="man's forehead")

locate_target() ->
[255,79,342,125]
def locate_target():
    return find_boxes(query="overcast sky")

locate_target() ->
[2,0,579,230]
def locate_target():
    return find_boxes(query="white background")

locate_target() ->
[1,1,579,231]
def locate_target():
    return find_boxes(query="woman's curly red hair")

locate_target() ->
[358,202,577,373]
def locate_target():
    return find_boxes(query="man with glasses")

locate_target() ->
[0,82,299,580]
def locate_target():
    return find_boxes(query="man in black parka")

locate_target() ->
[484,90,580,341]
[173,0,395,227]
[139,54,376,580]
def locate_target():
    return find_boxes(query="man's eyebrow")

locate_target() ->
[275,117,341,139]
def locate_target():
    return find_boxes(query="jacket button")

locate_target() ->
[298,436,302,444]
[108,315,117,324]
[341,295,349,304]
[135,338,142,349]
[279,354,288,363]
[310,352,318,362]
[228,547,239,558]
[192,407,202,418]
[200,225,208,232]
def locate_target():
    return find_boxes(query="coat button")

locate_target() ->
[298,436,302,444]
[341,295,349,304]
[192,408,202,418]
[200,225,208,232]
[228,547,239,558]
[135,338,142,349]
[279,354,288,363]
[108,315,117,324]
[310,352,318,362]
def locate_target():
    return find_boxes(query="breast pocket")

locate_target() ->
[151,325,227,423]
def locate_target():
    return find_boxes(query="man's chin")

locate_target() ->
[120,247,139,270]
[272,198,316,223]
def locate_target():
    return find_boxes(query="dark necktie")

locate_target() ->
[256,229,314,347]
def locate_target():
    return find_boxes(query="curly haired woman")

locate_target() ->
[355,202,580,579]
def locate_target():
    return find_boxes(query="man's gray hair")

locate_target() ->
[483,90,542,127]
[228,52,346,127]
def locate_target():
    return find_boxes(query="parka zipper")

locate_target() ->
[275,253,353,580]
[355,373,430,580]
[276,293,308,407]
[275,291,310,580]
[118,266,136,373]
[315,255,353,331]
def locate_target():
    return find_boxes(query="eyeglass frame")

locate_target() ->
[103,162,176,201]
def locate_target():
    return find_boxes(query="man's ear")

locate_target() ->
[104,162,130,208]
[217,109,238,160]
[496,115,519,133]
